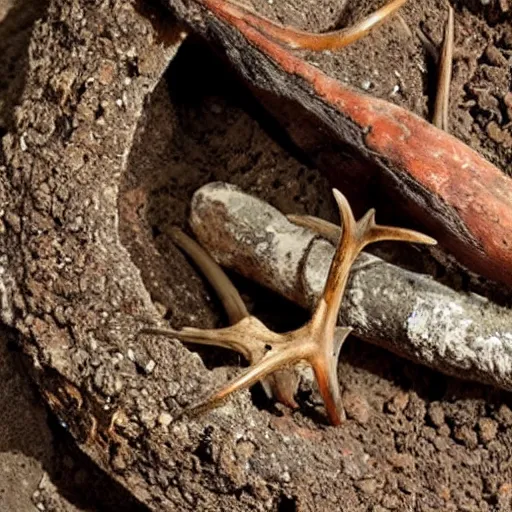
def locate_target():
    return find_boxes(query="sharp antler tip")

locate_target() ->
[332,188,351,210]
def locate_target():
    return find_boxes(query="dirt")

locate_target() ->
[1,0,511,510]
[0,2,99,511]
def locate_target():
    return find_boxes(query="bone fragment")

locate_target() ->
[189,182,512,391]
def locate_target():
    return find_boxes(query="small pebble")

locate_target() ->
[478,418,498,444]
[281,471,291,483]
[158,412,173,427]
[454,425,478,449]
[356,478,378,495]
[361,80,372,91]
[145,359,156,373]
[343,390,370,424]
[428,402,445,428]
[167,381,181,397]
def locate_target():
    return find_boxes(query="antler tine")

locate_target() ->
[311,326,352,425]
[355,208,437,248]
[304,190,363,424]
[288,211,436,248]
[170,227,249,324]
[141,324,263,362]
[207,0,408,52]
[311,189,359,329]
[140,228,266,360]
[190,340,308,413]
[287,214,340,244]
[313,188,436,323]
[307,188,435,424]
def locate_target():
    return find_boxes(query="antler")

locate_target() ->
[142,189,435,424]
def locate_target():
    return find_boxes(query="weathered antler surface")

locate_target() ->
[165,0,512,287]
[144,189,435,425]
[189,182,512,391]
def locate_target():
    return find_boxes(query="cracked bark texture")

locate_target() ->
[0,1,385,509]
[164,0,512,288]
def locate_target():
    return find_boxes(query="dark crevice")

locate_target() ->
[277,493,298,512]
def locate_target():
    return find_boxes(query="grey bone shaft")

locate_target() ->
[189,182,512,390]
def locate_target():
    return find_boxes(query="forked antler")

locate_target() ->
[143,189,435,425]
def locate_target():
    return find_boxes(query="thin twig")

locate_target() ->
[396,13,412,38]
[432,6,454,131]
[416,28,438,61]
[169,227,249,323]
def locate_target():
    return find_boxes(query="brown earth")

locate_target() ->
[1,0,512,511]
